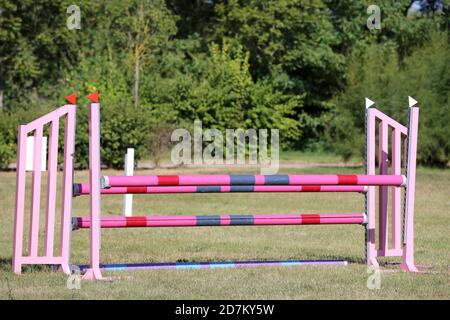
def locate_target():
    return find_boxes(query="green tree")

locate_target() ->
[213,0,344,107]
[141,41,303,147]
[118,0,178,107]
[329,32,450,166]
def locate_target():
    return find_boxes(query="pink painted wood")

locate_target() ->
[13,125,27,274]
[44,120,59,257]
[29,125,43,257]
[60,110,76,274]
[366,107,378,268]
[104,174,406,187]
[391,128,403,255]
[378,122,389,255]
[401,106,419,271]
[370,108,408,135]
[76,184,367,195]
[82,103,107,280]
[13,104,76,274]
[366,99,419,272]
[75,213,366,228]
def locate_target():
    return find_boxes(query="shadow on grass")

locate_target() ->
[0,256,54,273]
[0,257,12,272]
[172,254,369,265]
[298,255,410,268]
[291,255,366,265]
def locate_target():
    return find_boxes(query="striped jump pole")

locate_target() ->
[78,259,349,272]
[72,213,366,229]
[73,184,367,196]
[102,174,406,188]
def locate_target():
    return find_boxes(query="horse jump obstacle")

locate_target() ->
[12,95,420,280]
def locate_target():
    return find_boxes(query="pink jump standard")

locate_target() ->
[12,96,420,279]
[81,103,105,280]
[13,104,76,275]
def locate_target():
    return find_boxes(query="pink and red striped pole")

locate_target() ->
[74,184,367,196]
[102,174,406,188]
[73,213,366,229]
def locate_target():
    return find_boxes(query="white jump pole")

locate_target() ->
[123,148,134,216]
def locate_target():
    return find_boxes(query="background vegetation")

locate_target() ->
[0,0,448,168]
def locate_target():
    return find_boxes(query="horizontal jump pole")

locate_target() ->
[103,174,406,188]
[73,184,367,196]
[78,259,348,272]
[73,213,365,229]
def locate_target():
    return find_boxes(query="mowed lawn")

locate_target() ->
[0,166,449,299]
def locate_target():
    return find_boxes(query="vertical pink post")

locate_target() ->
[82,103,105,280]
[365,100,379,267]
[44,120,59,258]
[28,126,43,257]
[401,99,419,272]
[378,122,389,255]
[13,126,27,274]
[59,109,76,274]
[391,129,402,253]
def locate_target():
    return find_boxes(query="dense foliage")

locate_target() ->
[0,0,448,168]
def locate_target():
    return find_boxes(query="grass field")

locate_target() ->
[279,150,362,164]
[0,165,449,300]
[140,150,363,167]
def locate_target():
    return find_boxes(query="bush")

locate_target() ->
[147,121,177,167]
[0,106,56,169]
[142,41,303,149]
[329,32,450,166]
[73,102,176,169]
[0,113,17,168]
